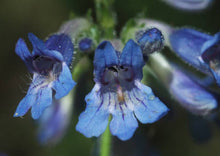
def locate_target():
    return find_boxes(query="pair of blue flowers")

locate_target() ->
[14,25,220,141]
[14,31,168,140]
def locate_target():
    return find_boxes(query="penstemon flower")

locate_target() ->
[169,28,220,85]
[76,39,168,141]
[13,33,76,119]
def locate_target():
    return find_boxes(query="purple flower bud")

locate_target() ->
[136,19,174,46]
[78,38,93,53]
[136,28,164,55]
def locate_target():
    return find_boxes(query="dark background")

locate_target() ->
[0,0,220,155]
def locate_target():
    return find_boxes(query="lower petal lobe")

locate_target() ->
[110,108,138,141]
[131,82,168,124]
[76,84,110,137]
[14,74,53,119]
[13,90,35,118]
[53,63,76,99]
[31,85,52,119]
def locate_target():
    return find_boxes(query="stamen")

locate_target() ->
[117,86,125,102]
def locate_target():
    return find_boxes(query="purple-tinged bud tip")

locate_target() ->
[136,28,164,56]
[78,38,93,53]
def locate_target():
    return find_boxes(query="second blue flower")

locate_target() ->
[76,39,169,141]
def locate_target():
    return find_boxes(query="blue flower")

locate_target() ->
[169,65,218,115]
[76,40,168,140]
[169,28,220,85]
[162,0,213,11]
[38,94,73,145]
[14,33,76,119]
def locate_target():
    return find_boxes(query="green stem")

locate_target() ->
[95,0,116,39]
[100,124,111,156]
[71,56,91,81]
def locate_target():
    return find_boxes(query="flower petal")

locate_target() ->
[15,38,34,72]
[170,68,218,115]
[46,34,74,66]
[14,74,52,119]
[28,33,64,61]
[162,0,213,11]
[76,84,109,137]
[110,107,138,141]
[31,85,52,120]
[169,28,212,73]
[94,41,119,82]
[131,82,168,124]
[28,33,46,55]
[52,63,76,99]
[38,96,72,145]
[201,32,220,61]
[120,39,145,80]
[13,89,35,118]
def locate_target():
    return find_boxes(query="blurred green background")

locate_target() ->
[0,0,220,155]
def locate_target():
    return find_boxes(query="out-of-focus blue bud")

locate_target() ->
[149,53,218,116]
[170,66,217,115]
[136,19,173,46]
[37,91,73,145]
[136,28,164,55]
[161,0,213,11]
[78,38,93,53]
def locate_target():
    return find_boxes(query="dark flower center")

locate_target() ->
[32,56,62,77]
[101,66,135,97]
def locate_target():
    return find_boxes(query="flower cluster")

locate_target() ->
[13,0,219,147]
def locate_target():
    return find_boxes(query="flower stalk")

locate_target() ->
[100,120,111,156]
